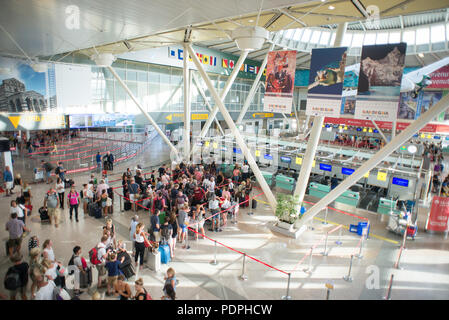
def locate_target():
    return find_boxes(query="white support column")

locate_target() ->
[293,22,347,206]
[299,93,449,227]
[186,44,277,211]
[107,66,180,158]
[192,73,225,135]
[236,41,277,124]
[183,43,191,161]
[392,119,397,140]
[190,50,249,157]
[371,120,388,142]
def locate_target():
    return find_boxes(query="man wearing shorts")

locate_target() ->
[177,204,189,245]
[3,166,13,197]
[128,178,140,212]
[209,195,222,232]
[6,212,31,257]
[96,236,109,289]
[44,188,60,228]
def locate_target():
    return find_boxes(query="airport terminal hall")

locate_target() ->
[1,0,449,302]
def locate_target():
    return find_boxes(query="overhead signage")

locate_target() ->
[280,156,291,163]
[392,177,409,187]
[191,113,208,120]
[296,156,302,165]
[264,50,297,114]
[233,147,242,154]
[1,113,66,131]
[377,171,388,181]
[306,47,348,117]
[252,112,274,118]
[264,154,273,160]
[320,163,332,172]
[342,167,355,175]
[354,43,407,122]
[426,196,449,232]
[255,150,261,157]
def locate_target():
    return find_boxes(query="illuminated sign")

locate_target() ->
[264,154,273,160]
[320,163,332,172]
[342,167,355,175]
[280,156,291,163]
[233,147,242,154]
[392,177,409,187]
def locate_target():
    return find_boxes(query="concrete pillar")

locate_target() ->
[183,43,191,161]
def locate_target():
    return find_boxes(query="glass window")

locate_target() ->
[388,32,401,43]
[416,27,429,45]
[403,30,415,45]
[330,32,336,45]
[352,33,364,47]
[301,29,312,42]
[342,33,353,47]
[363,33,376,45]
[292,29,303,41]
[319,31,330,45]
[376,32,388,44]
[310,30,321,44]
[431,25,445,43]
[284,29,295,39]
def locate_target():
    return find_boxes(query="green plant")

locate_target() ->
[275,194,302,224]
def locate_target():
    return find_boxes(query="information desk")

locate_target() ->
[275,174,295,192]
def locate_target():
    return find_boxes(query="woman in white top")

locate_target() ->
[42,239,55,262]
[55,177,65,210]
[10,200,26,224]
[133,222,150,270]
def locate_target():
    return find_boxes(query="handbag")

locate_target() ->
[106,197,112,207]
[143,232,151,248]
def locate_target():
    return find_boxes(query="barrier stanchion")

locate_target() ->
[120,196,123,212]
[303,247,313,274]
[356,230,366,260]
[335,227,343,246]
[321,231,329,256]
[239,253,248,281]
[343,254,354,282]
[210,240,218,265]
[323,207,328,225]
[281,273,292,300]
[325,282,334,300]
[384,274,394,300]
[185,226,190,250]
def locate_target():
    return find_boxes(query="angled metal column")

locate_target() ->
[107,66,179,158]
[189,50,249,157]
[236,40,277,124]
[192,72,225,135]
[371,120,388,142]
[186,44,277,211]
[183,42,191,161]
[293,22,348,205]
[300,93,449,226]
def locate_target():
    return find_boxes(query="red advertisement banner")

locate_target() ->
[428,65,449,89]
[426,196,449,232]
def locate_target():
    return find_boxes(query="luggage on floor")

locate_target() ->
[16,196,26,205]
[118,252,135,280]
[88,203,96,217]
[158,244,171,264]
[39,207,50,222]
[251,199,257,209]
[64,179,74,189]
[93,204,102,219]
[146,249,161,272]
[79,267,92,289]
[124,201,132,211]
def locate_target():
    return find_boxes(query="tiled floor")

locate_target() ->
[1,134,448,300]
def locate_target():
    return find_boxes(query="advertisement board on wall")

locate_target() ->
[306,47,348,117]
[354,43,407,122]
[263,50,297,114]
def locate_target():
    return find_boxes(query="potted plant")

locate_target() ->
[275,194,302,231]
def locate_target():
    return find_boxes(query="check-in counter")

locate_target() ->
[260,170,274,186]
[377,197,400,215]
[308,182,330,199]
[275,174,295,192]
[335,190,360,207]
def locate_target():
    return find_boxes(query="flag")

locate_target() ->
[229,60,235,69]
[203,55,209,65]
[169,48,176,58]
[210,56,216,66]
[248,65,255,73]
[222,59,228,68]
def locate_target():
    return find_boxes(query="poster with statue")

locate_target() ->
[354,43,407,121]
[305,47,348,117]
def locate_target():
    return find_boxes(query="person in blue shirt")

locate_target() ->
[330,175,339,190]
[96,152,102,172]
[3,166,14,196]
[105,252,125,296]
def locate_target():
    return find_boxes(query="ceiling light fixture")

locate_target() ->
[418,53,424,58]
[248,19,254,23]
[328,5,335,10]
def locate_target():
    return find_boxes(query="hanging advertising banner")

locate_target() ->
[426,196,449,232]
[263,50,297,114]
[427,65,449,89]
[306,47,348,117]
[0,113,66,131]
[354,43,407,121]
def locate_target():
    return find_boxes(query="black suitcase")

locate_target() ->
[80,267,92,289]
[88,203,96,217]
[124,201,132,211]
[94,204,102,219]
[251,199,257,209]
[119,260,135,280]
[39,207,50,222]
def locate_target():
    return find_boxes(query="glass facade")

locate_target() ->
[89,59,303,115]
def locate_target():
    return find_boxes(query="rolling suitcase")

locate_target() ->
[39,207,50,222]
[118,252,135,280]
[158,244,171,264]
[124,201,132,211]
[93,204,102,219]
[88,203,96,217]
[251,199,257,209]
[79,267,92,289]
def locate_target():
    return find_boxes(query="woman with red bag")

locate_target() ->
[133,223,151,270]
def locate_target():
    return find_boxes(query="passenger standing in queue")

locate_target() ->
[331,175,339,190]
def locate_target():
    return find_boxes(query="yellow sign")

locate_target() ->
[368,128,373,133]
[212,142,218,149]
[296,157,302,165]
[420,133,426,138]
[344,126,348,130]
[205,141,210,147]
[363,128,367,132]
[8,116,21,129]
[363,171,370,178]
[252,112,274,118]
[192,113,208,120]
[165,113,184,122]
[377,171,387,181]
[312,160,316,168]
[255,150,261,157]
[427,134,432,139]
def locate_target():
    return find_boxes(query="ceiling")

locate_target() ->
[1,0,449,69]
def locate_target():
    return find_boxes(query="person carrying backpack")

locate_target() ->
[41,160,53,184]
[4,252,29,300]
[90,235,110,290]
